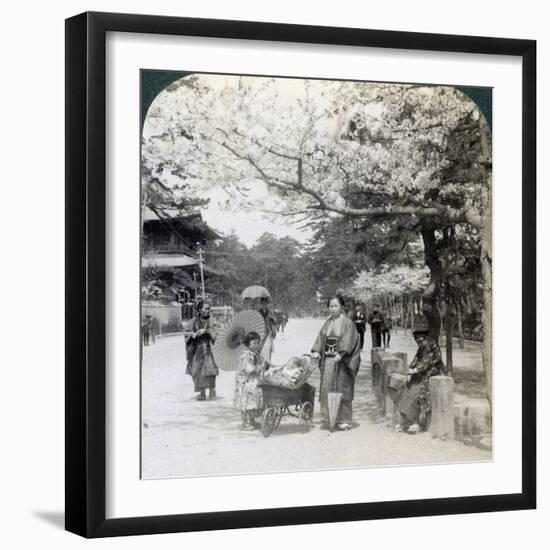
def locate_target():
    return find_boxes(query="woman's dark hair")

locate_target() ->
[242,331,261,347]
[326,294,345,308]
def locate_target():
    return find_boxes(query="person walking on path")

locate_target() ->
[368,305,385,348]
[311,294,361,431]
[382,314,393,348]
[350,303,367,350]
[142,314,154,346]
[185,301,219,401]
[257,297,277,362]
[393,323,446,433]
[233,331,267,430]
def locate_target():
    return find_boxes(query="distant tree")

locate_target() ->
[204,232,317,311]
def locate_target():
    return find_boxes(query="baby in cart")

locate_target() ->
[234,331,317,430]
[261,355,316,389]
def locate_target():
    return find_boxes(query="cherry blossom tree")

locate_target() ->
[142,74,492,397]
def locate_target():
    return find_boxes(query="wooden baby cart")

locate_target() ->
[258,382,315,438]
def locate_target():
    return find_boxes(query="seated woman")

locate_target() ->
[234,331,267,430]
[394,325,446,433]
[311,294,361,431]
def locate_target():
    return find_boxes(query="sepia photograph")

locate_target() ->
[140,71,493,480]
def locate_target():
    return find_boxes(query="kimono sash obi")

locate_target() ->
[325,337,339,357]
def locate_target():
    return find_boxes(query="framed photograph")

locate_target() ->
[65,11,536,538]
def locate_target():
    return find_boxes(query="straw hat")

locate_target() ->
[412,318,430,336]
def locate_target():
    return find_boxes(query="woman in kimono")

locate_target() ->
[311,295,361,430]
[185,301,218,401]
[394,326,446,433]
[234,331,266,430]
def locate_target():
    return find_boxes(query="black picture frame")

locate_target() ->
[65,11,536,538]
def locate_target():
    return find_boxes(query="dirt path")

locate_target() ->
[142,318,491,479]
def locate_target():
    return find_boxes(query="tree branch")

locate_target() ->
[216,140,299,192]
[217,138,482,228]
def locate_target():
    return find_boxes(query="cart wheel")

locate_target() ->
[299,402,313,433]
[262,408,277,438]
[273,408,283,429]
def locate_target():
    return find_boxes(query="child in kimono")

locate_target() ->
[234,331,267,430]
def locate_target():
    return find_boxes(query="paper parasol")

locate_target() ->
[240,285,271,300]
[212,310,266,371]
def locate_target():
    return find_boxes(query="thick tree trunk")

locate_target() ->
[438,302,444,340]
[445,293,453,372]
[456,301,465,349]
[480,115,493,409]
[421,226,443,343]
[141,187,148,235]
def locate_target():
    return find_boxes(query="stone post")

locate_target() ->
[370,348,385,404]
[428,375,455,440]
[391,352,408,372]
[382,357,403,419]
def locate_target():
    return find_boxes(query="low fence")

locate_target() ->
[142,303,183,336]
[142,303,235,337]
[370,348,491,445]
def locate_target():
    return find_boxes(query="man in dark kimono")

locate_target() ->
[350,303,367,350]
[280,310,289,332]
[367,305,385,348]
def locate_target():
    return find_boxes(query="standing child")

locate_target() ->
[234,331,267,430]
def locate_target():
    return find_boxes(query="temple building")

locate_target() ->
[142,207,222,329]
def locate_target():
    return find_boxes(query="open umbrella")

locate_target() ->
[240,285,271,300]
[212,310,266,371]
